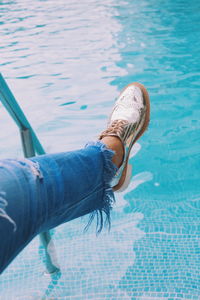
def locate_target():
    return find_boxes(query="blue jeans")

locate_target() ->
[0,141,117,274]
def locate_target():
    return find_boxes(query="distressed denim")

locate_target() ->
[0,141,117,274]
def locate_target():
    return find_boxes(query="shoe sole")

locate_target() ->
[113,82,150,192]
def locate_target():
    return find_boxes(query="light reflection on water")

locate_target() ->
[1,0,125,155]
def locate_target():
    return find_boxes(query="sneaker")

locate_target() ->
[99,82,150,192]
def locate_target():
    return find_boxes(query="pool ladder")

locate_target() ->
[0,73,60,274]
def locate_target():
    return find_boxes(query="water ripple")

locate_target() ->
[0,0,200,299]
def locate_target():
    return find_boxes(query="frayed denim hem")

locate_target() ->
[85,141,118,234]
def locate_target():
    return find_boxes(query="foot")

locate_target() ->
[99,82,150,192]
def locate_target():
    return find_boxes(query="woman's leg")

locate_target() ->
[0,82,149,274]
[0,141,118,274]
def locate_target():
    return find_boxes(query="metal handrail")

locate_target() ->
[0,73,59,274]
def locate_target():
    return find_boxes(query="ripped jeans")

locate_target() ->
[0,142,117,274]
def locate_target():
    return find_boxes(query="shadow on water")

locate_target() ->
[42,271,62,300]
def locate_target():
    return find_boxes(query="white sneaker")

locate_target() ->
[99,82,150,192]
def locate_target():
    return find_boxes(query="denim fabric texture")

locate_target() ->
[0,141,117,273]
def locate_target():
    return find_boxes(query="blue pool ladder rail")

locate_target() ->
[0,73,60,274]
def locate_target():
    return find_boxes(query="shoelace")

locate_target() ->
[99,119,131,141]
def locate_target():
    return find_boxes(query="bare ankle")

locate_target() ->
[100,136,124,168]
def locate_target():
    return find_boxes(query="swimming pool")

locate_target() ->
[0,0,199,299]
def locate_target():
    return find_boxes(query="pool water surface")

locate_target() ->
[0,0,199,299]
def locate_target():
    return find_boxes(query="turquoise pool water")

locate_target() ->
[0,0,199,299]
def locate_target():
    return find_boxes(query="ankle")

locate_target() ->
[100,136,124,168]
